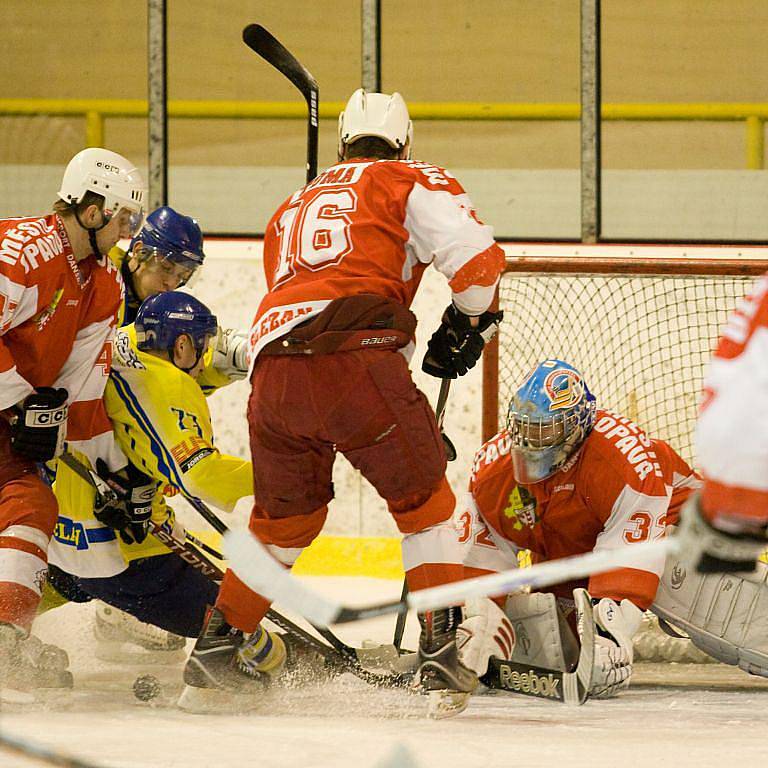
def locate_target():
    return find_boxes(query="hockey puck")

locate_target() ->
[133,674,161,702]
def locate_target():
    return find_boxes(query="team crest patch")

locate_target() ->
[544,368,585,411]
[503,486,538,531]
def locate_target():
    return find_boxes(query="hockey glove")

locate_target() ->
[674,492,767,574]
[93,459,158,545]
[589,596,643,699]
[422,304,503,379]
[213,327,249,381]
[9,387,69,461]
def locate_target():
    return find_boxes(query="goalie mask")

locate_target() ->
[507,360,596,484]
[337,88,413,159]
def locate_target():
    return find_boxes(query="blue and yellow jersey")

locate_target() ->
[48,324,252,579]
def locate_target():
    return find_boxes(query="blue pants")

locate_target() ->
[47,554,217,637]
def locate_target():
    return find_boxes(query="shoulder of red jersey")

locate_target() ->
[579,410,668,492]
[469,429,516,491]
[0,214,67,282]
[713,271,768,360]
[373,159,468,196]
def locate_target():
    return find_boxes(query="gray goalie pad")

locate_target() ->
[503,592,580,672]
[652,555,768,677]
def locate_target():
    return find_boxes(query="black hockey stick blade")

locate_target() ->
[242,23,319,181]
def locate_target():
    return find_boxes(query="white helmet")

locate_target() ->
[337,88,413,159]
[58,147,146,223]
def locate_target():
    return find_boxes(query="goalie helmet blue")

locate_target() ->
[506,359,596,484]
[135,291,218,357]
[130,206,205,283]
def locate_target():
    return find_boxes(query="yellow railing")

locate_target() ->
[0,98,765,169]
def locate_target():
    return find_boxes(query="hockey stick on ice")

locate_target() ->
[224,526,679,628]
[58,452,407,686]
[242,23,319,183]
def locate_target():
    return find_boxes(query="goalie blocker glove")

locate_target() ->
[9,387,68,462]
[93,459,158,545]
[422,304,503,380]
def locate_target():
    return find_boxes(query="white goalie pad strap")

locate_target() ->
[502,592,579,672]
[652,554,768,677]
[456,597,515,677]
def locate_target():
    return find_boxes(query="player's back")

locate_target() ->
[250,158,501,357]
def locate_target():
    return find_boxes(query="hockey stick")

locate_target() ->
[0,731,108,768]
[58,452,408,687]
[242,23,319,183]
[224,526,679,628]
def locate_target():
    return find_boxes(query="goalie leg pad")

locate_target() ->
[503,592,580,672]
[652,555,768,677]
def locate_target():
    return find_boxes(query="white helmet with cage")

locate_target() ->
[337,88,413,159]
[58,147,146,235]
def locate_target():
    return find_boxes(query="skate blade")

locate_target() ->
[426,689,472,719]
[177,684,264,715]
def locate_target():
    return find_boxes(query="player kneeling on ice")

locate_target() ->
[46,292,285,692]
[182,87,506,716]
[455,360,700,699]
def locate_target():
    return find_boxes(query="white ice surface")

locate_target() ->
[2,576,767,768]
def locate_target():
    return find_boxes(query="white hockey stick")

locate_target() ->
[223,528,680,629]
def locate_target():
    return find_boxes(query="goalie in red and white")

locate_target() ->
[456,360,700,698]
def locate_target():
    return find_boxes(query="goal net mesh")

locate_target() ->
[493,263,760,466]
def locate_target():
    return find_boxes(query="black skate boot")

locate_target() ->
[416,606,478,719]
[178,607,284,713]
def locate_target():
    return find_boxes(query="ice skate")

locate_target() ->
[93,603,187,664]
[178,607,285,713]
[0,622,73,706]
[416,607,478,719]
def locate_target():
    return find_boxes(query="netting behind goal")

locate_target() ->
[482,256,768,467]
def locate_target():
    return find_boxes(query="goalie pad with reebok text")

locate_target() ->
[652,553,768,677]
[502,592,580,672]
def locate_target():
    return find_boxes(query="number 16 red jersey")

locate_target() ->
[249,158,506,361]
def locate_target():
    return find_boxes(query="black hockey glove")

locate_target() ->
[422,305,503,379]
[9,387,69,461]
[93,459,157,545]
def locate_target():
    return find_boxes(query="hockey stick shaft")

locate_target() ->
[224,527,677,628]
[0,731,108,768]
[242,24,319,182]
[57,452,398,683]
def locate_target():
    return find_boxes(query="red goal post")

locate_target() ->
[482,251,768,467]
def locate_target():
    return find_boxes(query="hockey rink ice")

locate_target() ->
[1,576,766,768]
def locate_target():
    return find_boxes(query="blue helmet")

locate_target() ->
[135,291,218,358]
[506,359,596,484]
[130,206,205,281]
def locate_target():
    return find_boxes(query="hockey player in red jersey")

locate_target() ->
[181,88,506,713]
[0,147,152,697]
[675,275,768,573]
[455,360,700,698]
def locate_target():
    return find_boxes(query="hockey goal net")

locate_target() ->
[482,251,768,663]
[482,253,768,466]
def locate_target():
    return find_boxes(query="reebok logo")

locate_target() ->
[497,664,561,699]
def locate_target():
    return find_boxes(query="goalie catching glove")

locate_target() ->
[93,459,158,545]
[589,596,643,699]
[422,304,503,379]
[213,327,249,381]
[9,387,68,461]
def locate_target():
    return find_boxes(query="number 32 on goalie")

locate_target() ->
[622,510,666,543]
[272,189,358,288]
